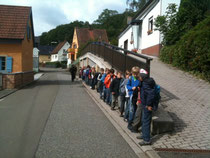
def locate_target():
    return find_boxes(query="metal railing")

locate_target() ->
[0,73,2,90]
[80,42,153,76]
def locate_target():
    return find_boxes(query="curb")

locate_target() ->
[82,82,161,158]
[0,73,44,99]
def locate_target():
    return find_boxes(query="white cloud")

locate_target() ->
[0,0,127,36]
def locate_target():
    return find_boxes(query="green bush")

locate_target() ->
[160,16,210,82]
[45,61,61,68]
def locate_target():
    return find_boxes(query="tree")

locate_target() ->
[154,3,178,45]
[126,0,147,11]
[93,9,118,25]
[155,0,210,46]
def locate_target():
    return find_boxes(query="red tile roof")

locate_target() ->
[51,41,68,54]
[0,5,31,39]
[76,28,109,46]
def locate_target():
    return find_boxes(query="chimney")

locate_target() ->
[127,16,132,24]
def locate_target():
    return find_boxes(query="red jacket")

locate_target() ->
[104,74,115,88]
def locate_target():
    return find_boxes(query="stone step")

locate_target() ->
[151,104,174,135]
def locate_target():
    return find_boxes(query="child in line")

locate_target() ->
[110,72,122,110]
[104,68,115,105]
[126,66,140,130]
[102,68,109,100]
[97,68,104,93]
[119,70,130,117]
[138,69,156,146]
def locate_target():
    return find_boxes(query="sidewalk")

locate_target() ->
[83,83,160,158]
[150,58,210,150]
[0,73,43,99]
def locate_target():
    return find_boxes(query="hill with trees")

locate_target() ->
[40,9,135,46]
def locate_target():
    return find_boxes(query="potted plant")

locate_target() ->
[147,30,153,35]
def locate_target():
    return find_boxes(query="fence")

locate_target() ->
[80,42,153,76]
[0,73,2,90]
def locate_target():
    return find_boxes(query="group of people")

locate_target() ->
[79,65,158,146]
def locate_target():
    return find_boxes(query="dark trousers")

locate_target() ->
[120,95,126,115]
[132,104,142,131]
[71,73,76,81]
[99,82,104,98]
[142,107,152,142]
[111,94,119,108]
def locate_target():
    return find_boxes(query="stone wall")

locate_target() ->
[2,71,34,89]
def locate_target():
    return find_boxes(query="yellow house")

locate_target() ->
[0,5,35,89]
[68,28,109,63]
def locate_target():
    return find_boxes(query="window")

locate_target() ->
[0,56,12,72]
[148,16,153,35]
[0,56,6,71]
[74,44,77,49]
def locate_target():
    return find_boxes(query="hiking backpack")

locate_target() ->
[153,84,161,111]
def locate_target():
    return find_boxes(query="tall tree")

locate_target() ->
[126,0,147,11]
[93,9,118,25]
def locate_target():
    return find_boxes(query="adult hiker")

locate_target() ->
[69,64,77,82]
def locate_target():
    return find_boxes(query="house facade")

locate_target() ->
[68,28,109,66]
[118,0,180,56]
[37,45,55,64]
[51,41,70,62]
[0,5,35,89]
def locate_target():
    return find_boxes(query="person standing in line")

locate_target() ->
[110,71,122,110]
[104,68,115,105]
[119,70,130,117]
[97,68,104,93]
[102,68,110,101]
[138,69,156,146]
[126,66,140,130]
[69,64,77,82]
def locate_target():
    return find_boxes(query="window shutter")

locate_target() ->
[6,57,12,73]
[0,57,2,70]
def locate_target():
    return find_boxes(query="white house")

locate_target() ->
[51,41,70,62]
[118,0,180,56]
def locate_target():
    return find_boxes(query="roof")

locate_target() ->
[118,0,158,39]
[76,28,109,46]
[0,5,32,39]
[38,45,55,55]
[51,41,68,54]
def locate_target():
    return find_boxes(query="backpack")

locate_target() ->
[119,79,126,95]
[153,84,161,111]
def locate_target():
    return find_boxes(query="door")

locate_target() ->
[124,40,128,50]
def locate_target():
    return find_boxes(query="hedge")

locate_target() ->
[160,16,210,82]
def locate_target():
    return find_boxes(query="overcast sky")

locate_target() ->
[0,0,127,36]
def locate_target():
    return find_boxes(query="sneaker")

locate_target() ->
[139,140,151,146]
[120,114,123,117]
[127,124,133,130]
[136,135,143,139]
[131,129,138,133]
[111,107,115,110]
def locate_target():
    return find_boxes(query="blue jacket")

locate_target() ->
[100,73,107,83]
[126,76,140,96]
[140,77,156,107]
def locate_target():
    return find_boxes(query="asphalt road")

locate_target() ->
[0,69,138,158]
